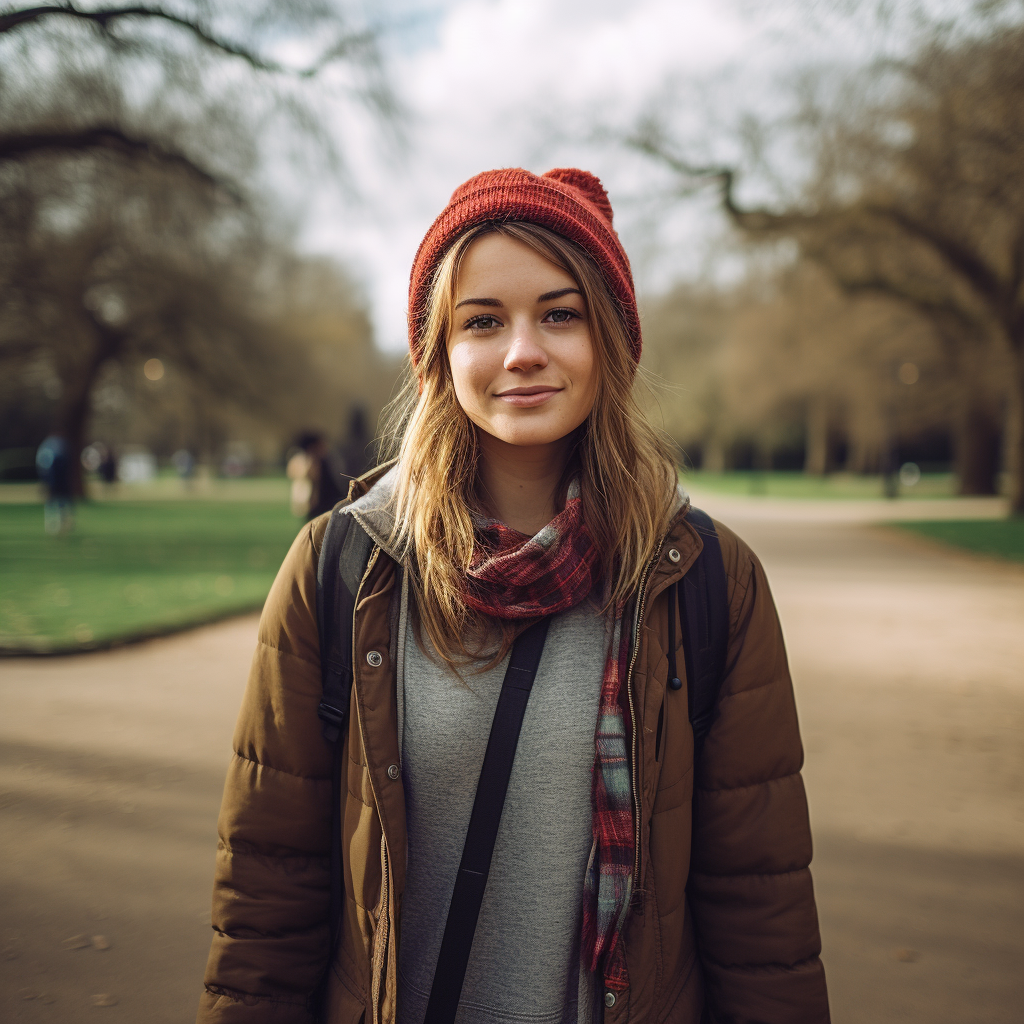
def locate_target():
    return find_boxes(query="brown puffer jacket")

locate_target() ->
[198,476,830,1024]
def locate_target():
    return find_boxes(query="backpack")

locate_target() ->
[312,503,728,977]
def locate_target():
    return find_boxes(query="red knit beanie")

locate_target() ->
[407,167,640,366]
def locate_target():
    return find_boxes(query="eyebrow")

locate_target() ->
[454,287,583,310]
[538,287,582,302]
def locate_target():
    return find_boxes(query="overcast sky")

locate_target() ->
[290,0,958,354]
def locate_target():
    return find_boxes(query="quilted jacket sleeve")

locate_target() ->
[687,522,830,1023]
[197,519,334,1024]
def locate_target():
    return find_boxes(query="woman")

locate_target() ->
[198,168,830,1024]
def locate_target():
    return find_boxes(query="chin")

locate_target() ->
[504,435,567,448]
[488,422,576,448]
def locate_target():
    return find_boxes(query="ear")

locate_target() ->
[543,168,614,225]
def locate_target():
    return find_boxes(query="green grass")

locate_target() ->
[0,500,302,654]
[892,519,1024,563]
[682,470,960,499]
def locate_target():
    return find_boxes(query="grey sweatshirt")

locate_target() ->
[396,602,607,1024]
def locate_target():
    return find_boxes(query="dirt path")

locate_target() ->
[2,501,1022,1023]
[0,618,254,1022]
[692,494,1024,1024]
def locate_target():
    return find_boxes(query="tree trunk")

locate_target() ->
[54,363,102,499]
[845,430,879,474]
[953,388,1002,495]
[702,433,726,473]
[804,394,830,475]
[1008,348,1024,516]
[54,315,124,498]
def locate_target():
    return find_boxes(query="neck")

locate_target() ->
[476,433,572,535]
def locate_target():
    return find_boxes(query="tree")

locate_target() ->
[632,13,1024,509]
[0,1,395,495]
[641,262,949,476]
[78,252,398,471]
[1,147,398,482]
[638,282,736,469]
[0,1,387,176]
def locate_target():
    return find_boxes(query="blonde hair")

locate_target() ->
[383,221,677,668]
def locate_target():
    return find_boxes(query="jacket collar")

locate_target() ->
[343,460,404,561]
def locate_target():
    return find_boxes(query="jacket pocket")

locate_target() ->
[323,962,367,1024]
[649,772,694,916]
[655,944,700,1024]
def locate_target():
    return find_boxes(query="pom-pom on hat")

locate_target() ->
[408,167,640,366]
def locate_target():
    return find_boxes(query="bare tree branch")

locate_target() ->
[832,272,986,335]
[625,129,812,231]
[625,128,732,196]
[0,3,373,77]
[860,204,1006,311]
[296,28,378,79]
[629,130,1014,320]
[0,126,240,200]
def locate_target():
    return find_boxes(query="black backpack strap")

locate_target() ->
[316,506,375,744]
[424,615,553,1024]
[314,504,374,994]
[678,506,729,760]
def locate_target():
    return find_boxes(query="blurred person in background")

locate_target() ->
[199,170,829,1024]
[172,448,197,490]
[340,406,372,479]
[82,441,118,492]
[288,430,345,520]
[35,433,73,534]
[98,443,118,490]
[286,438,314,517]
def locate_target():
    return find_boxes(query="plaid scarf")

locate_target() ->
[466,483,634,992]
[465,482,600,618]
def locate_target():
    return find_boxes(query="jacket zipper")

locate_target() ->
[626,509,691,896]
[370,835,390,1024]
[626,554,657,890]
[348,545,391,1023]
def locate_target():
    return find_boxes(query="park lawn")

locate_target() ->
[0,500,302,654]
[683,470,957,499]
[892,519,1024,564]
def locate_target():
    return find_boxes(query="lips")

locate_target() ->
[494,384,562,407]
[495,386,561,396]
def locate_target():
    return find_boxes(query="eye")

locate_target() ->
[465,314,502,331]
[544,307,582,324]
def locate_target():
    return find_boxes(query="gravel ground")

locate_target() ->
[1,497,1022,1023]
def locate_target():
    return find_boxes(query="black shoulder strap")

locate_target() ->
[424,615,553,1024]
[679,506,729,759]
[316,505,374,744]
[314,503,374,990]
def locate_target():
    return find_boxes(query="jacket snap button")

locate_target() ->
[604,991,616,1008]
[387,764,400,780]
[366,650,383,667]
[667,548,681,563]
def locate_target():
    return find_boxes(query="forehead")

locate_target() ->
[455,232,577,295]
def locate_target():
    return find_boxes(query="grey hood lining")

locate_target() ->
[342,463,405,563]
[343,462,690,565]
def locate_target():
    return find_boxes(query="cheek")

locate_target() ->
[571,335,599,407]
[446,343,485,410]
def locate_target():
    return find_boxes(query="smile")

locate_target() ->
[493,386,563,407]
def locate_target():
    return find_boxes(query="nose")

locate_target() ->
[503,324,548,373]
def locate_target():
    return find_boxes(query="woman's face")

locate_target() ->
[447,232,599,451]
